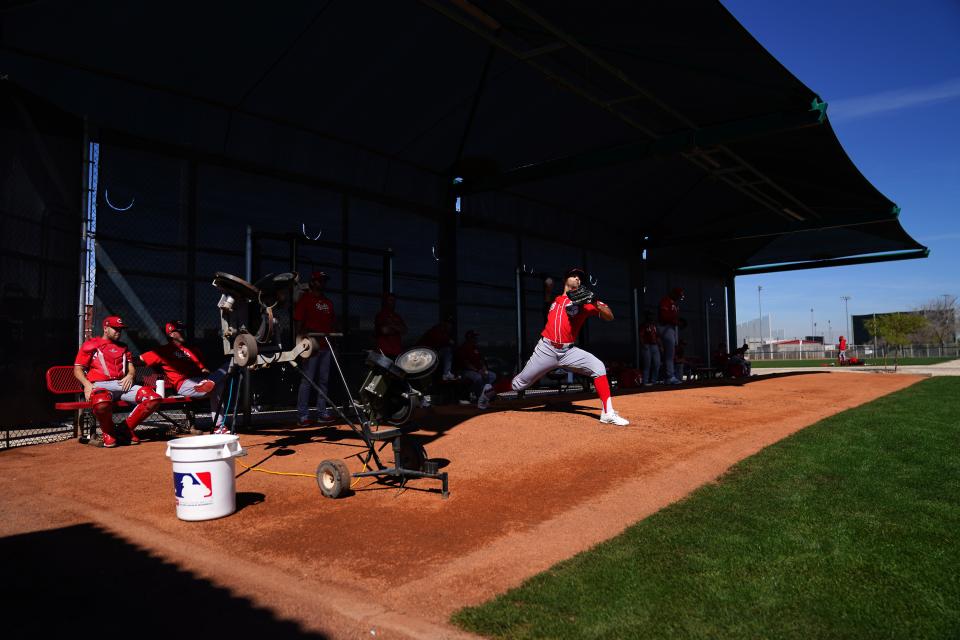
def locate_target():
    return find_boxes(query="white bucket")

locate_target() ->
[165,434,246,521]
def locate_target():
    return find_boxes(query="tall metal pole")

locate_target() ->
[515,266,524,374]
[632,287,641,369]
[705,298,712,369]
[810,308,814,338]
[757,285,763,344]
[841,295,851,343]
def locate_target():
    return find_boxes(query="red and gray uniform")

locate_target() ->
[141,343,206,392]
[75,337,161,432]
[658,293,681,380]
[511,293,609,407]
[76,337,131,383]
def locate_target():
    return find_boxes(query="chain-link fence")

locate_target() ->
[1,84,84,445]
[749,344,960,361]
[6,112,734,446]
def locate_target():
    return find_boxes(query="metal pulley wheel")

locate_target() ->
[233,333,259,367]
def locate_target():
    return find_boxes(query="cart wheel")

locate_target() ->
[233,334,259,367]
[316,459,351,499]
[397,436,426,472]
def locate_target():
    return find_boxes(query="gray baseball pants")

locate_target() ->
[659,325,678,379]
[511,338,606,391]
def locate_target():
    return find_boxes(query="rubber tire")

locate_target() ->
[397,436,426,472]
[386,395,415,426]
[316,459,351,499]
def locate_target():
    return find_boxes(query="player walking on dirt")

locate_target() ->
[511,267,630,426]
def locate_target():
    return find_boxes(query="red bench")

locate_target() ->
[46,365,201,444]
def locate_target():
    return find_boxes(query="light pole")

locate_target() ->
[757,285,763,345]
[841,295,851,344]
[827,319,832,344]
[810,308,814,338]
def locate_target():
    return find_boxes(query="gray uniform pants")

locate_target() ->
[92,379,144,402]
[512,338,606,391]
[178,362,229,424]
[641,344,661,384]
[463,369,496,399]
[659,325,678,379]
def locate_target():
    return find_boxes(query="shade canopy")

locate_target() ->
[0,0,927,273]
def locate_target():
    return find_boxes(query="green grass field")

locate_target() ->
[453,377,960,639]
[751,356,955,368]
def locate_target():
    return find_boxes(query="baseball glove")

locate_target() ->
[567,286,595,305]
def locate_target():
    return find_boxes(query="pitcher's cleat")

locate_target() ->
[599,411,630,426]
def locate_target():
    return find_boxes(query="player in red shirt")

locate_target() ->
[294,271,337,425]
[639,311,661,386]
[838,335,848,364]
[73,316,162,448]
[374,292,407,358]
[455,330,498,409]
[140,321,228,432]
[658,287,684,384]
[511,267,629,426]
[417,317,456,380]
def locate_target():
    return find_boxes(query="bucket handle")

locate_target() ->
[220,444,247,459]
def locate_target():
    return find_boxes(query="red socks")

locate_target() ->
[594,375,613,414]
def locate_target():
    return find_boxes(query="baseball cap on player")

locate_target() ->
[103,316,126,329]
[165,320,186,336]
[310,271,329,281]
[564,267,587,281]
[465,329,479,340]
[670,287,685,300]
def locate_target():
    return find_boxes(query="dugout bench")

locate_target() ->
[45,365,202,444]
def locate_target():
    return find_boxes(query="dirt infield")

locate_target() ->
[0,372,922,638]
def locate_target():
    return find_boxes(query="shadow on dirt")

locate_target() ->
[0,523,328,637]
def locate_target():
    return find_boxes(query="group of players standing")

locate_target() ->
[73,265,696,447]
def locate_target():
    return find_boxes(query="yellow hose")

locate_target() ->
[235,453,370,487]
[235,458,315,478]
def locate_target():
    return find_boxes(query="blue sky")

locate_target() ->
[721,0,960,341]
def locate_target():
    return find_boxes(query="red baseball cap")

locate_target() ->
[310,270,329,281]
[165,320,185,336]
[103,316,126,329]
[565,267,587,280]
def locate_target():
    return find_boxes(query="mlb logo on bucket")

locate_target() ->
[174,471,213,502]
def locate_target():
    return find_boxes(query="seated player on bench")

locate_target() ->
[511,267,630,426]
[140,320,228,433]
[455,329,497,410]
[73,316,162,448]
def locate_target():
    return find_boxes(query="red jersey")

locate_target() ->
[141,342,207,392]
[839,337,847,350]
[75,337,132,382]
[658,295,679,326]
[541,294,600,344]
[417,324,452,349]
[375,310,405,356]
[294,291,336,350]
[455,342,485,371]
[640,322,659,345]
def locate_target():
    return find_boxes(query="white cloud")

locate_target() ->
[829,77,960,122]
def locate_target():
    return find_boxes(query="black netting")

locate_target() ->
[1,85,82,432]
